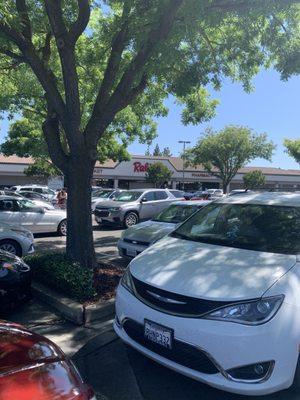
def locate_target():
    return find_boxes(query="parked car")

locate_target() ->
[0,190,55,210]
[168,190,185,200]
[0,251,32,313]
[10,185,56,201]
[190,191,215,200]
[115,192,300,396]
[0,196,67,235]
[91,188,123,211]
[94,189,178,228]
[206,188,224,197]
[0,320,96,400]
[118,200,210,258]
[183,191,196,200]
[0,222,34,256]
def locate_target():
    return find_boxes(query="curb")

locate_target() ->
[32,282,115,325]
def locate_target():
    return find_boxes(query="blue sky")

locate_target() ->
[0,68,299,169]
[128,69,300,169]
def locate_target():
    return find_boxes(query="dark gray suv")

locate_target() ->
[94,189,178,228]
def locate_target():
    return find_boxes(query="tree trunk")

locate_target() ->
[222,181,229,194]
[65,159,96,268]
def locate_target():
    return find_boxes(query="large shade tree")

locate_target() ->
[0,1,299,267]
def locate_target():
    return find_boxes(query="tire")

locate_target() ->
[57,219,67,236]
[292,357,300,391]
[0,239,22,256]
[123,212,139,229]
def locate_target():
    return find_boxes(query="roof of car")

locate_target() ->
[218,192,300,207]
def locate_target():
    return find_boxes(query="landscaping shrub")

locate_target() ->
[25,252,96,302]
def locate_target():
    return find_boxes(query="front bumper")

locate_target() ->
[95,212,123,225]
[117,239,148,258]
[114,284,299,396]
[21,237,35,256]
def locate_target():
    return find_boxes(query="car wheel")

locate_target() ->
[292,357,300,390]
[0,239,22,256]
[123,212,139,228]
[57,219,67,236]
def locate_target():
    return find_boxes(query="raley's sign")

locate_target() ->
[133,161,152,173]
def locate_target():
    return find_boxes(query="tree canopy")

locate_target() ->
[187,126,275,192]
[284,139,300,164]
[0,0,299,267]
[146,162,172,187]
[243,170,266,190]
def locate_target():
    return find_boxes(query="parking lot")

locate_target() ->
[34,221,128,268]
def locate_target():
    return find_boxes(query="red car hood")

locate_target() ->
[0,321,92,400]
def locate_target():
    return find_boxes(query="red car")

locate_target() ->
[0,320,96,400]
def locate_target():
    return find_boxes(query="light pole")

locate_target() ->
[179,140,191,192]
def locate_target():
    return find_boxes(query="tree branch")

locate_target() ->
[89,0,132,117]
[85,0,183,144]
[42,108,68,172]
[40,32,52,64]
[69,0,90,44]
[44,0,82,150]
[0,21,67,128]
[0,47,25,63]
[15,0,32,41]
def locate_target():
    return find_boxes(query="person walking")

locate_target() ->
[57,188,67,209]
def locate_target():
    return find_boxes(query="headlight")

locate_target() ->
[109,207,120,212]
[204,295,284,325]
[121,268,134,293]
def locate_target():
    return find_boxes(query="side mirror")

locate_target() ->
[140,197,148,203]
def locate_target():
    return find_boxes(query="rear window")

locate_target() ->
[172,203,300,255]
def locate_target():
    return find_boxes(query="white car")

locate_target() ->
[118,201,210,258]
[11,185,56,201]
[0,196,67,235]
[0,222,34,256]
[115,192,300,396]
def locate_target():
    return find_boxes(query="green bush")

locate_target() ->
[25,252,96,302]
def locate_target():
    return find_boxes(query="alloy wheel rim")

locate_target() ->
[0,244,17,254]
[126,214,137,226]
[60,221,67,235]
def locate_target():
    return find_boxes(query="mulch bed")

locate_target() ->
[91,263,125,303]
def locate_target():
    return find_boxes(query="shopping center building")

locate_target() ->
[0,154,300,191]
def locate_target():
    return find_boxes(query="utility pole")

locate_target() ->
[178,140,191,192]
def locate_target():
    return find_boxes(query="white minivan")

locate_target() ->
[115,192,300,396]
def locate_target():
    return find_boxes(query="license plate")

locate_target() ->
[126,248,137,257]
[144,320,173,349]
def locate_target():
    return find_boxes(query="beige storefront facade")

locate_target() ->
[0,154,300,191]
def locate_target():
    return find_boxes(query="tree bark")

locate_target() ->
[65,158,96,268]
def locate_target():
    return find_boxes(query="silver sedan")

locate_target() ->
[0,222,34,256]
[0,196,67,235]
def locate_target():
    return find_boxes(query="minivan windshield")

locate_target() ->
[171,203,300,255]
[153,204,199,224]
[114,191,142,202]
